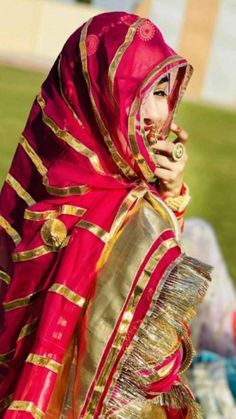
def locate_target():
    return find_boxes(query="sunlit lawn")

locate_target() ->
[0,64,236,281]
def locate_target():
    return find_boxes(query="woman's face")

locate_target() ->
[142,77,169,135]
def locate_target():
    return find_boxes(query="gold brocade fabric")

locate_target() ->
[44,196,211,418]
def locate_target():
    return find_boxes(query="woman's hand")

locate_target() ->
[152,122,188,197]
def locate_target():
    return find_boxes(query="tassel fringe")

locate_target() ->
[103,254,212,417]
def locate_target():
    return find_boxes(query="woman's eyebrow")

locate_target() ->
[158,76,169,85]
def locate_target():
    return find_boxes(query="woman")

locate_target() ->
[0,12,211,418]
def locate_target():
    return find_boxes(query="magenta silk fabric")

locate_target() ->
[0,12,193,417]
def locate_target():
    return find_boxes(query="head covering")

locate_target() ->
[0,12,207,418]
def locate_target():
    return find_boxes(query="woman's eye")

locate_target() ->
[153,90,167,97]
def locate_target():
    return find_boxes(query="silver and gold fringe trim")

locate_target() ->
[102,254,212,418]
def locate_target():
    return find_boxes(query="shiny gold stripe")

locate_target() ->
[76,220,109,243]
[24,205,86,221]
[8,401,44,419]
[97,185,148,270]
[26,353,61,374]
[0,215,21,246]
[43,178,89,197]
[12,236,69,263]
[24,209,58,221]
[57,55,84,127]
[18,317,39,340]
[49,283,86,308]
[19,135,48,177]
[146,191,180,242]
[61,204,86,217]
[0,269,11,286]
[108,18,143,95]
[37,95,106,176]
[79,20,135,179]
[12,245,53,263]
[0,349,15,363]
[6,173,36,206]
[87,238,177,416]
[3,290,41,311]
[0,394,13,412]
[128,56,183,182]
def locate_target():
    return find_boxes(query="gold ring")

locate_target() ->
[172,142,185,161]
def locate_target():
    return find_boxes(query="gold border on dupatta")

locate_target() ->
[37,95,106,177]
[96,185,148,270]
[48,283,86,309]
[6,173,36,206]
[91,238,177,417]
[108,18,143,96]
[76,220,110,244]
[42,178,90,197]
[26,353,61,374]
[128,56,186,182]
[12,235,69,262]
[12,244,55,263]
[79,19,136,180]
[0,215,21,245]
[24,205,86,221]
[18,317,39,340]
[78,198,177,417]
[7,401,44,419]
[3,290,42,311]
[0,269,11,286]
[20,135,48,178]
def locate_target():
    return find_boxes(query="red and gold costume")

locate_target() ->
[0,12,211,418]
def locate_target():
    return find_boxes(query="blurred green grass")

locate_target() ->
[0,64,236,281]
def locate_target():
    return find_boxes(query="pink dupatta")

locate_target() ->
[0,12,211,418]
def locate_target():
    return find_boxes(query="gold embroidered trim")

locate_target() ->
[80,19,136,179]
[76,220,109,243]
[8,400,44,419]
[26,353,61,374]
[101,255,211,416]
[108,18,143,95]
[0,215,21,245]
[19,135,48,177]
[24,205,86,221]
[0,349,15,363]
[3,290,41,311]
[6,173,36,206]
[128,56,184,182]
[43,178,89,197]
[18,317,39,340]
[12,245,53,262]
[48,283,86,308]
[164,184,191,212]
[97,185,148,269]
[0,269,11,286]
[37,94,106,176]
[179,329,196,374]
[12,235,69,263]
[87,238,177,416]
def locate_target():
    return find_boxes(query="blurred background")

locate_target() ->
[0,0,236,281]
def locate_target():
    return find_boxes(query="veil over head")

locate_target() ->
[0,12,211,419]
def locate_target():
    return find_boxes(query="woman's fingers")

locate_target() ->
[170,122,188,143]
[152,140,188,163]
[155,154,173,170]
